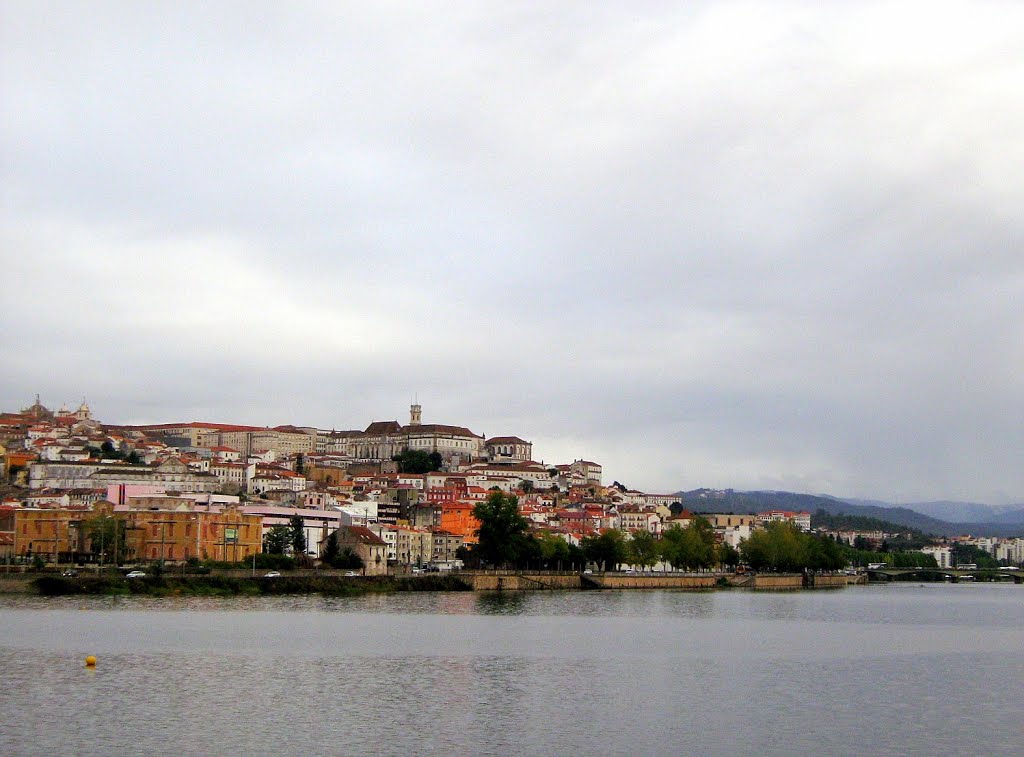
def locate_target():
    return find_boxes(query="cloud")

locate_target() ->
[2,1,1023,503]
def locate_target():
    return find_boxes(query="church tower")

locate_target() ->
[409,403,422,426]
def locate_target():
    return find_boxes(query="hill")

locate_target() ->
[674,489,1024,538]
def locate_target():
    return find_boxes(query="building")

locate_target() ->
[570,460,602,486]
[336,406,486,465]
[921,545,953,569]
[29,458,219,493]
[757,510,812,532]
[485,436,533,464]
[334,526,389,575]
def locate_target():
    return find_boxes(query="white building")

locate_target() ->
[921,545,953,569]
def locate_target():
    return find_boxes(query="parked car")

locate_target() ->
[344,571,358,577]
[264,571,281,578]
[61,569,78,577]
[125,570,146,579]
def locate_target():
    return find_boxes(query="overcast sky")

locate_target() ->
[2,2,1022,504]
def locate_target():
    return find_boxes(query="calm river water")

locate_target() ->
[1,583,1022,756]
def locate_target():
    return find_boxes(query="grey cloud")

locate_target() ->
[2,2,1023,503]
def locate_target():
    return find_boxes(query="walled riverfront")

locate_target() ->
[0,569,871,596]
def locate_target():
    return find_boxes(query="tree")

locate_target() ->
[582,530,628,571]
[536,530,570,569]
[428,451,443,471]
[738,521,851,572]
[288,515,307,555]
[627,530,659,571]
[740,521,807,572]
[334,548,364,570]
[393,449,437,474]
[472,490,532,567]
[264,525,290,555]
[661,516,717,571]
[323,530,340,564]
[83,516,127,565]
[718,542,741,569]
[295,453,305,475]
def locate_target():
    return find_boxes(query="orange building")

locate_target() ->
[107,502,262,563]
[10,505,89,562]
[439,500,480,544]
[6,501,263,565]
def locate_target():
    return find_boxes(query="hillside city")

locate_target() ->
[2,396,1022,574]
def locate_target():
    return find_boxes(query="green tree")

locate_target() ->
[295,453,305,475]
[472,490,532,567]
[718,542,741,569]
[806,533,847,571]
[582,530,628,571]
[627,529,659,571]
[288,515,307,555]
[428,451,443,471]
[952,543,999,569]
[100,440,122,459]
[264,524,290,555]
[83,516,127,565]
[393,449,437,474]
[661,516,717,571]
[740,521,808,572]
[536,530,570,569]
[334,548,364,570]
[322,530,340,564]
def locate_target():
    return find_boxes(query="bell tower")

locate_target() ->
[410,403,422,426]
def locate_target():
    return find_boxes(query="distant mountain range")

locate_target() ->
[672,489,1024,538]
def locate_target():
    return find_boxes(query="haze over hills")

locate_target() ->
[673,489,1024,538]
[844,499,1024,525]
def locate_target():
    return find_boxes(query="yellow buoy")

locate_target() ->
[85,655,96,667]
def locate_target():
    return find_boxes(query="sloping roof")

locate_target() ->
[486,436,530,445]
[342,525,388,546]
[406,423,481,438]
[364,421,402,435]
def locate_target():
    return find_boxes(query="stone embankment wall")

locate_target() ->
[462,572,581,591]
[747,574,804,590]
[0,576,33,594]
[806,573,866,588]
[589,574,715,590]
[461,571,716,591]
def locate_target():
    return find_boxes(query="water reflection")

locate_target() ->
[475,591,527,615]
[2,586,1024,757]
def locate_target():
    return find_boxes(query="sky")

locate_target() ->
[2,1,1022,504]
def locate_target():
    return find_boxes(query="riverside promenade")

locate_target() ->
[450,569,865,591]
[1,568,867,595]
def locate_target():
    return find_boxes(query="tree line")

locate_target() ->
[468,492,858,572]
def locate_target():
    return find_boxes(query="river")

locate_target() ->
[1,583,1021,756]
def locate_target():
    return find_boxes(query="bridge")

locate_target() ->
[866,567,1024,584]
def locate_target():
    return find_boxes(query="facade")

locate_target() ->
[570,460,602,486]
[29,458,219,493]
[439,501,480,543]
[921,545,953,569]
[485,436,533,464]
[335,526,388,575]
[119,503,262,563]
[757,510,812,532]
[334,406,486,464]
[5,500,262,564]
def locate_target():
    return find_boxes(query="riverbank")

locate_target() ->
[1,569,868,596]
